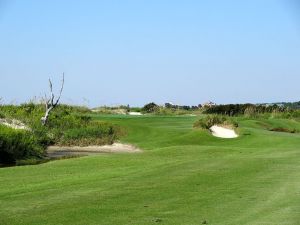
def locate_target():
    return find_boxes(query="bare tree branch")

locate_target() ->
[41,73,65,125]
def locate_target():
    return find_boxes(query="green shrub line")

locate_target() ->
[0,104,122,165]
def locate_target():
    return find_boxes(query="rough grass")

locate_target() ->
[1,115,300,224]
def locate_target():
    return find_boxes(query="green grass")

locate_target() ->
[1,115,300,224]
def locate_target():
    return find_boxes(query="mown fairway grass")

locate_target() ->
[1,115,300,225]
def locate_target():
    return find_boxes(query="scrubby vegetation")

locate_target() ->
[0,125,44,164]
[0,103,121,165]
[193,115,238,129]
[201,103,300,122]
[140,102,202,115]
[59,121,119,146]
[204,103,286,116]
[141,102,159,113]
[92,105,130,114]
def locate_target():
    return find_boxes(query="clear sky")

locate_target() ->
[0,0,299,107]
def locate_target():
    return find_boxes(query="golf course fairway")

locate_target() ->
[1,115,300,225]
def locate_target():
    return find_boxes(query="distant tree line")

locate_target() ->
[140,101,300,116]
[165,103,201,110]
[204,104,286,116]
[273,101,300,109]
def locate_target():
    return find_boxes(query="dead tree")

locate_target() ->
[41,73,65,125]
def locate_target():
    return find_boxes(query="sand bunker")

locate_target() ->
[209,125,238,139]
[128,112,143,116]
[47,143,142,158]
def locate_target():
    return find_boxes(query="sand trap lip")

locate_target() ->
[47,143,142,158]
[209,125,238,139]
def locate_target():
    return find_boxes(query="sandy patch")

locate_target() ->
[209,125,238,139]
[47,143,142,158]
[0,118,30,130]
[128,112,143,116]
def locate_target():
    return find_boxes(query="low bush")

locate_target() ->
[59,122,119,146]
[141,102,159,113]
[193,115,238,130]
[0,125,44,164]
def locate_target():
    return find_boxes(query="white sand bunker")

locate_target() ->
[209,125,238,139]
[47,143,142,158]
[128,112,143,116]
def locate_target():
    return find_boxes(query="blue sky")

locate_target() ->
[0,0,299,106]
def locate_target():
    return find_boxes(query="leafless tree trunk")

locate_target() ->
[41,74,65,125]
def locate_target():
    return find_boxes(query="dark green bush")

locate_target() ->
[0,125,44,164]
[141,102,159,113]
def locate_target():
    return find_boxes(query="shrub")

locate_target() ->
[141,102,159,113]
[57,121,122,146]
[0,125,44,164]
[193,115,238,129]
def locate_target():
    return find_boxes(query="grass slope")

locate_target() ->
[1,115,300,225]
